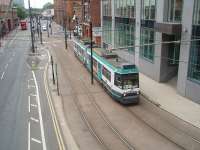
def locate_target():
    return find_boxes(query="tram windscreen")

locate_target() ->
[114,73,139,90]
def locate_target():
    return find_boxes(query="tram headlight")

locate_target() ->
[123,93,127,97]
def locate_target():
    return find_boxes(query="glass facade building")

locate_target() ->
[102,0,135,51]
[188,0,200,82]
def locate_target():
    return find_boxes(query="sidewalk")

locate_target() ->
[140,73,200,129]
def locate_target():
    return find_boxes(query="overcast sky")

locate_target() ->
[24,0,53,9]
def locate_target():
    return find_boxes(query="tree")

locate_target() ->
[13,4,27,19]
[43,2,54,10]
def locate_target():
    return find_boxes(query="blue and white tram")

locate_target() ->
[73,39,140,104]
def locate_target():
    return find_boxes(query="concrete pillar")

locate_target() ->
[135,0,141,67]
[154,0,164,81]
[177,0,194,96]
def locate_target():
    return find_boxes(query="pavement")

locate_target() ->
[139,73,200,129]
[113,37,200,130]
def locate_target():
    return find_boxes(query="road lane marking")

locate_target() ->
[44,50,66,150]
[1,72,5,80]
[31,104,37,108]
[5,64,8,69]
[30,117,39,123]
[32,71,47,150]
[28,122,30,150]
[28,96,30,113]
[30,94,37,97]
[31,138,42,144]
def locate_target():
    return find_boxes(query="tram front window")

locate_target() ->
[115,73,139,90]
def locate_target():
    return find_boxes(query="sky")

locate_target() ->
[24,0,53,9]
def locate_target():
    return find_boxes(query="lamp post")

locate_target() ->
[28,0,35,53]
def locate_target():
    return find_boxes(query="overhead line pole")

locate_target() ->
[90,22,94,85]
[63,0,68,49]
[28,0,35,53]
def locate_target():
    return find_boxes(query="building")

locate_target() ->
[0,0,18,36]
[101,0,200,104]
[54,0,82,30]
[14,0,24,7]
[82,0,101,46]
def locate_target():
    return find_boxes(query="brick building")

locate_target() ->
[82,0,101,46]
[54,0,82,30]
[0,0,18,37]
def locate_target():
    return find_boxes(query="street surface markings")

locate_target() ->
[28,96,31,113]
[1,71,5,80]
[31,104,38,108]
[30,117,39,123]
[43,50,66,150]
[32,71,47,150]
[31,138,42,144]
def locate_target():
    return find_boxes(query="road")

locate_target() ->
[0,29,62,150]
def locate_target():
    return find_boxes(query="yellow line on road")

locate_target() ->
[43,62,66,150]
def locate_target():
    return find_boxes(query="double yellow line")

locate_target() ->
[43,62,66,150]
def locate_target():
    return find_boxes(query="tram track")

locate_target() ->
[127,100,200,150]
[52,42,136,150]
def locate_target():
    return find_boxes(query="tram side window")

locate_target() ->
[114,73,122,89]
[102,66,111,82]
[93,59,98,72]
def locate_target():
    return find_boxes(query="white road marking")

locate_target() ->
[31,104,37,108]
[5,64,8,69]
[32,71,47,150]
[28,122,30,150]
[30,94,37,97]
[31,138,42,144]
[30,117,39,123]
[1,72,5,80]
[28,96,30,113]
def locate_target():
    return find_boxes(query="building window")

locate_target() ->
[103,0,111,16]
[166,0,183,22]
[102,66,111,81]
[140,28,155,62]
[141,0,156,20]
[193,0,200,25]
[188,41,200,82]
[115,0,135,18]
[188,0,200,82]
[102,20,112,44]
[114,22,135,51]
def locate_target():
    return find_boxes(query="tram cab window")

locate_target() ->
[114,73,123,89]
[114,73,139,90]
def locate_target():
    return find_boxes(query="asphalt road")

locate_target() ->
[0,29,60,150]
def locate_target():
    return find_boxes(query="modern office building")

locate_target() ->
[101,0,200,103]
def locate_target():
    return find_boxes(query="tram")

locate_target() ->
[73,39,140,104]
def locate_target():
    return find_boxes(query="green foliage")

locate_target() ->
[43,2,54,10]
[14,4,27,19]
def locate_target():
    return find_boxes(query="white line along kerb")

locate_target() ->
[32,71,47,150]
